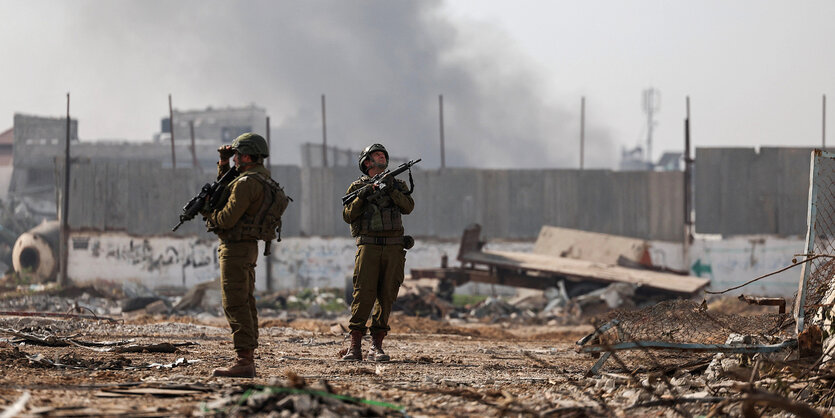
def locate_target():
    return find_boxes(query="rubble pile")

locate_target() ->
[392,283,454,319]
[201,374,404,417]
[0,291,833,415]
[571,345,835,416]
[0,283,121,316]
[254,287,348,320]
[0,249,684,328]
[467,296,525,319]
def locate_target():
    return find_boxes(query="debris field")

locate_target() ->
[1,286,833,417]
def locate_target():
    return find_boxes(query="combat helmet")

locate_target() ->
[231,133,269,158]
[358,143,388,174]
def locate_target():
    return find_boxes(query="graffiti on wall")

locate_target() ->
[93,237,217,272]
[69,232,220,288]
[67,230,803,298]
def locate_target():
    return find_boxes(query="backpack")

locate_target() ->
[249,173,291,242]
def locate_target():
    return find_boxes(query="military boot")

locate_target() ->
[368,331,390,362]
[340,330,364,361]
[212,349,256,378]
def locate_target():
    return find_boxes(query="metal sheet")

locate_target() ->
[461,250,709,294]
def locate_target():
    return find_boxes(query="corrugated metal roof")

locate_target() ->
[0,127,12,145]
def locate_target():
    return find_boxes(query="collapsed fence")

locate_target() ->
[578,150,835,369]
[794,150,835,334]
[570,150,835,416]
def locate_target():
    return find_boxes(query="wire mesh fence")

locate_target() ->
[593,300,793,345]
[794,150,835,332]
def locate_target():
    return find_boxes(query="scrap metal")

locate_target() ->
[411,224,709,297]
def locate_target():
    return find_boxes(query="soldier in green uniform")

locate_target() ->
[340,143,415,362]
[203,133,273,378]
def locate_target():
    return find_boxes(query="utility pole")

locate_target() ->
[439,94,446,169]
[580,96,585,170]
[266,116,271,167]
[169,94,176,169]
[321,94,328,167]
[683,96,693,266]
[189,120,200,171]
[824,94,827,150]
[59,93,71,287]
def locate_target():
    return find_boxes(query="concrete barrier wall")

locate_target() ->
[54,146,822,239]
[411,169,683,241]
[65,161,302,239]
[299,167,358,237]
[66,232,535,292]
[63,163,685,241]
[695,147,812,236]
[66,231,802,297]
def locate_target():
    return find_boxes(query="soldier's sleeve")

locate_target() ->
[389,179,414,214]
[217,161,230,180]
[208,177,259,229]
[342,183,365,223]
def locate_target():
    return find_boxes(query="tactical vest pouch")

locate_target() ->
[403,235,414,249]
[245,173,291,242]
[357,197,401,234]
[369,204,383,231]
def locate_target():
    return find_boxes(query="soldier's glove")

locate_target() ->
[217,145,235,160]
[357,186,374,200]
[379,176,395,192]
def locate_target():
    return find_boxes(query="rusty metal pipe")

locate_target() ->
[738,294,786,314]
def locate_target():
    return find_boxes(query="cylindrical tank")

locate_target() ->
[12,220,60,283]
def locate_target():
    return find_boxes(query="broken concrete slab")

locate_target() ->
[533,225,650,267]
[413,224,709,300]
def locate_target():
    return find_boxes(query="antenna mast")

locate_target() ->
[642,88,660,165]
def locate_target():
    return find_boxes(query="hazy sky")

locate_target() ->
[2,1,833,168]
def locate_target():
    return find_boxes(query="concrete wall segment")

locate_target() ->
[64,231,803,299]
[507,170,543,238]
[16,140,720,241]
[58,164,686,240]
[695,147,814,236]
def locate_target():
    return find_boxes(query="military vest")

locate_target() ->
[349,178,403,237]
[213,171,290,242]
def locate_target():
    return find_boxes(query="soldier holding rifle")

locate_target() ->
[339,143,417,362]
[201,133,288,378]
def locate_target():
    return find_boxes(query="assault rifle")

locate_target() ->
[172,166,239,231]
[341,158,421,206]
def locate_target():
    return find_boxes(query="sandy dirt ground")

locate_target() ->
[0,306,823,417]
[0,311,644,417]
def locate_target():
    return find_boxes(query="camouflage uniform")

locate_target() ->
[206,162,272,352]
[340,143,415,362]
[203,132,273,378]
[343,176,414,334]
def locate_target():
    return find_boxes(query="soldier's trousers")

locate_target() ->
[348,243,406,334]
[218,240,259,351]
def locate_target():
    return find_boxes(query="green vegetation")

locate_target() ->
[266,287,348,313]
[452,293,488,307]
